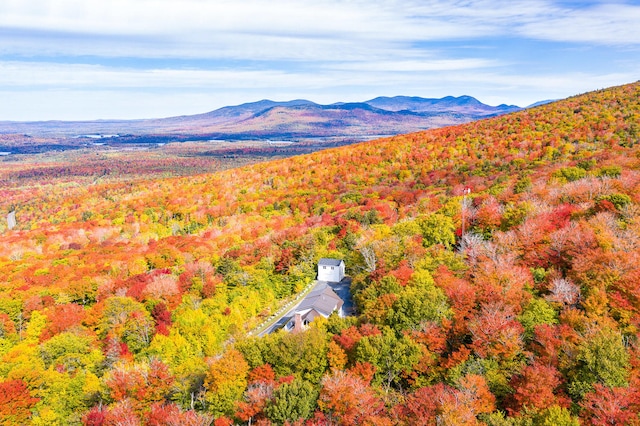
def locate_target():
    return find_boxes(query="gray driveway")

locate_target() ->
[258,277,354,336]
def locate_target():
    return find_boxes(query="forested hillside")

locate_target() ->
[1,82,640,425]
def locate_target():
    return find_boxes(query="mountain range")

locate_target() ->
[0,95,521,151]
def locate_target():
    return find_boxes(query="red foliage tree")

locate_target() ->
[393,384,442,424]
[147,402,213,426]
[151,302,172,336]
[509,363,569,413]
[333,326,363,355]
[234,383,273,424]
[395,374,495,425]
[247,363,276,386]
[105,360,173,410]
[0,379,39,425]
[41,302,85,340]
[390,260,414,286]
[83,406,106,426]
[434,266,476,338]
[581,384,640,426]
[213,417,233,426]
[319,370,387,425]
[103,400,140,425]
[348,362,377,384]
[529,323,579,367]
[468,302,524,360]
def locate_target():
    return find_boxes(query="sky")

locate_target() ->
[0,0,639,121]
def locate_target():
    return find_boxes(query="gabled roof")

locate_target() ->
[318,258,344,267]
[295,283,343,317]
[302,309,323,324]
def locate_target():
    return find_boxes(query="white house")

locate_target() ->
[285,283,344,332]
[317,258,345,282]
[6,210,16,230]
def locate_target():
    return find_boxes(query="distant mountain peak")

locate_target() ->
[364,95,520,115]
[526,99,557,108]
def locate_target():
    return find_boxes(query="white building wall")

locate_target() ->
[317,265,339,282]
[317,261,345,282]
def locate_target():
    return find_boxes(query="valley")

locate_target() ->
[0,95,520,155]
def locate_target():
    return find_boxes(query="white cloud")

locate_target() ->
[0,1,638,120]
[2,1,636,60]
[0,61,335,90]
[0,56,504,95]
[0,56,635,121]
[330,58,501,72]
[518,3,640,44]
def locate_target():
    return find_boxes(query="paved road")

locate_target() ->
[258,277,354,336]
[330,277,355,316]
[256,280,321,336]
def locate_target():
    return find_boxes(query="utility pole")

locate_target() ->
[461,187,471,238]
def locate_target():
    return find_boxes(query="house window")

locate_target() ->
[323,266,326,269]
[331,267,334,270]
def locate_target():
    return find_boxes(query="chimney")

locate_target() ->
[293,313,303,333]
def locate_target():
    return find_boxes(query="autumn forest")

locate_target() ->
[1,82,640,425]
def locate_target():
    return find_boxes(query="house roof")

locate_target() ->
[318,258,344,267]
[295,282,344,317]
[292,309,324,333]
[302,309,322,323]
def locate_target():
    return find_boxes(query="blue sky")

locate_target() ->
[0,0,639,121]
